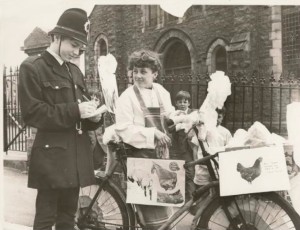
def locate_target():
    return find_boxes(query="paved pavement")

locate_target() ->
[2,151,194,230]
[3,167,35,230]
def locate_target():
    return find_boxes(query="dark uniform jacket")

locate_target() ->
[19,51,102,189]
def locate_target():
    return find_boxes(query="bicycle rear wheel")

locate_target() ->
[76,177,134,230]
[197,192,300,230]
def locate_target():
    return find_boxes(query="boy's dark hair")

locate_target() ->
[128,49,162,75]
[175,91,191,102]
[51,34,67,42]
[216,107,226,115]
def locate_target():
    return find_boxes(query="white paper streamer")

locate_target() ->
[97,53,118,113]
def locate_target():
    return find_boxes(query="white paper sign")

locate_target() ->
[126,158,185,207]
[219,146,290,196]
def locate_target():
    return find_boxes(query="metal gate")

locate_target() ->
[3,66,31,152]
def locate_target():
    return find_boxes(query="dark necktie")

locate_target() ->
[63,62,72,80]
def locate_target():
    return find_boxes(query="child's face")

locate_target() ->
[217,113,224,126]
[133,67,157,89]
[176,99,190,111]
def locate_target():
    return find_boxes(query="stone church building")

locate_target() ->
[83,5,299,134]
[85,5,299,81]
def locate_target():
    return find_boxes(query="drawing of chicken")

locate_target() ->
[151,162,177,191]
[236,157,263,184]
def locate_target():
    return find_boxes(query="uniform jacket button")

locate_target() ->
[45,144,49,148]
[55,86,59,89]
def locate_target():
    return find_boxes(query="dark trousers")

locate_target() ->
[33,187,79,230]
[185,164,196,201]
[169,151,196,201]
[93,141,106,170]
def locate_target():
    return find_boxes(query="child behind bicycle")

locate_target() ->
[168,90,196,201]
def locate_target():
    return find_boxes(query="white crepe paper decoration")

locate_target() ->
[171,71,231,133]
[97,53,118,113]
[287,102,300,167]
[200,71,231,130]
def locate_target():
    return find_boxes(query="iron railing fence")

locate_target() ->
[86,70,300,137]
[224,71,300,136]
[4,68,300,152]
[160,71,300,136]
[3,66,31,152]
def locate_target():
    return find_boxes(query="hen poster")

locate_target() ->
[219,146,290,196]
[126,158,185,207]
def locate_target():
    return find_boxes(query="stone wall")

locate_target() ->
[86,5,274,77]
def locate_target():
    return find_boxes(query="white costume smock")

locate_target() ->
[115,83,174,149]
[115,83,175,229]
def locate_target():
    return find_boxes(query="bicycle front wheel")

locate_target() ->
[197,192,300,230]
[76,178,134,230]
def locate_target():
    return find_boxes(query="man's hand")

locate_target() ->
[88,113,102,123]
[87,104,108,122]
[78,101,97,119]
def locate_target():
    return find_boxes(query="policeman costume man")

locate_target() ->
[19,8,103,230]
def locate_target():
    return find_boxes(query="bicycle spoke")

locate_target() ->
[198,193,299,230]
[247,195,252,223]
[77,182,132,230]
[209,208,229,229]
[208,219,228,229]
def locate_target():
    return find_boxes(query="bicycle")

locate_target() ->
[76,141,300,230]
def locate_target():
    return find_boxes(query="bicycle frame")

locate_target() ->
[159,181,219,230]
[78,140,300,230]
[78,140,223,230]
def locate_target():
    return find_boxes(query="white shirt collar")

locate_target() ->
[47,48,64,66]
[136,84,154,92]
[178,109,188,114]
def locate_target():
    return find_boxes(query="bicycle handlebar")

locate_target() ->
[108,141,222,171]
[183,152,219,169]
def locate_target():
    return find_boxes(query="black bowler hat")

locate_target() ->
[48,8,88,45]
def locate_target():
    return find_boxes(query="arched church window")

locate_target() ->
[93,35,108,78]
[99,39,107,56]
[215,47,227,73]
[164,41,191,75]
